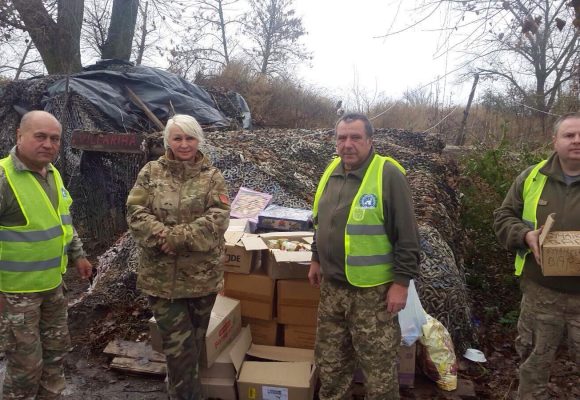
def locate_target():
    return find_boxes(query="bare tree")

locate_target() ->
[0,32,43,78]
[101,0,138,60]
[82,0,111,56]
[243,0,310,77]
[191,0,243,67]
[0,0,84,74]
[414,1,579,125]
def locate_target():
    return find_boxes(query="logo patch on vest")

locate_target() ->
[61,187,68,198]
[359,194,377,209]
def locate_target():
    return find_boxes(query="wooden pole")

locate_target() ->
[125,86,165,130]
[455,73,479,146]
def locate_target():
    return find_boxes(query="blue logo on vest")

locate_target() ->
[61,187,68,198]
[359,194,377,209]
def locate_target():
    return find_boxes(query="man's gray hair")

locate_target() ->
[335,112,374,138]
[163,114,204,149]
[553,112,580,136]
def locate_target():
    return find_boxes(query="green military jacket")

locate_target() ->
[494,152,580,294]
[127,150,230,299]
[311,150,420,286]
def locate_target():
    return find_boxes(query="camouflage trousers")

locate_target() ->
[315,280,401,400]
[149,294,217,400]
[0,285,71,400]
[516,278,580,400]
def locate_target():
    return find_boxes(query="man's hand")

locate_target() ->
[386,283,408,314]
[524,227,543,265]
[308,261,321,288]
[74,257,93,280]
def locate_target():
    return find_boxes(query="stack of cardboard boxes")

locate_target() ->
[150,217,417,399]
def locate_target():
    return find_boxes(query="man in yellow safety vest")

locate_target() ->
[494,113,580,400]
[0,110,93,399]
[308,112,420,400]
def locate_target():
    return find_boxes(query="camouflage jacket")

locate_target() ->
[126,151,230,299]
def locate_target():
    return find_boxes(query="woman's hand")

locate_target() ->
[157,229,176,256]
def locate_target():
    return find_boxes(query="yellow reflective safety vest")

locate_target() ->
[0,156,74,293]
[514,160,548,276]
[313,154,406,287]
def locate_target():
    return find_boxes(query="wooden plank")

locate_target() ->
[110,356,166,376]
[104,339,166,363]
[71,130,144,153]
[125,86,165,130]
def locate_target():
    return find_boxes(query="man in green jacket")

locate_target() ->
[308,113,420,400]
[0,110,92,399]
[494,113,580,400]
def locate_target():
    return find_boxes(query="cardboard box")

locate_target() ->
[230,327,317,400]
[398,343,417,388]
[261,232,314,280]
[204,295,242,367]
[277,280,320,326]
[224,272,276,320]
[243,317,279,346]
[201,327,249,379]
[148,295,241,368]
[201,377,236,400]
[539,213,580,276]
[283,325,316,349]
[224,219,269,274]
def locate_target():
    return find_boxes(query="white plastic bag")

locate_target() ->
[398,280,427,346]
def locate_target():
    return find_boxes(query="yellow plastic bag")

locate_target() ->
[417,314,458,391]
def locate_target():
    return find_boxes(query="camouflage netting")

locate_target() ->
[0,75,475,354]
[71,129,475,354]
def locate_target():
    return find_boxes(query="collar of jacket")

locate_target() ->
[539,152,568,184]
[158,149,211,177]
[330,148,376,180]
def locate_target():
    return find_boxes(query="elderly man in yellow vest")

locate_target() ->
[0,110,92,400]
[494,113,580,400]
[308,113,420,400]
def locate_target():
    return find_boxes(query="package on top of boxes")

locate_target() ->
[257,204,313,232]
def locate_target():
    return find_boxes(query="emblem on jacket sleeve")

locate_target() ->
[359,194,377,208]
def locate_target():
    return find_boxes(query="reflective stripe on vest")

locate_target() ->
[313,154,406,287]
[514,160,548,276]
[0,156,74,293]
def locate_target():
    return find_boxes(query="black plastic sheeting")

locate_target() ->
[42,64,240,130]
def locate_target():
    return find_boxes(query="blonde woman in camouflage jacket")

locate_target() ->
[127,114,230,400]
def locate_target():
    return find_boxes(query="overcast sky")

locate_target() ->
[291,0,471,104]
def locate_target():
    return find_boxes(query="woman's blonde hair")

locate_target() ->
[163,114,204,149]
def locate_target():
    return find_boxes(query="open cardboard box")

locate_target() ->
[224,219,269,274]
[230,325,317,400]
[539,213,580,276]
[260,232,314,280]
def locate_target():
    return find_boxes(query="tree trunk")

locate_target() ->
[13,0,84,74]
[102,0,139,61]
[15,40,33,79]
[135,0,149,65]
[455,73,479,146]
[217,0,230,65]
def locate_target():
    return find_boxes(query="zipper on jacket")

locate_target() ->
[169,168,185,301]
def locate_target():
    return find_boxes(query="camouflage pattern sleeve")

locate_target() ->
[126,162,168,248]
[166,169,230,252]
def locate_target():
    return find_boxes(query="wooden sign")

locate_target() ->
[71,129,144,153]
